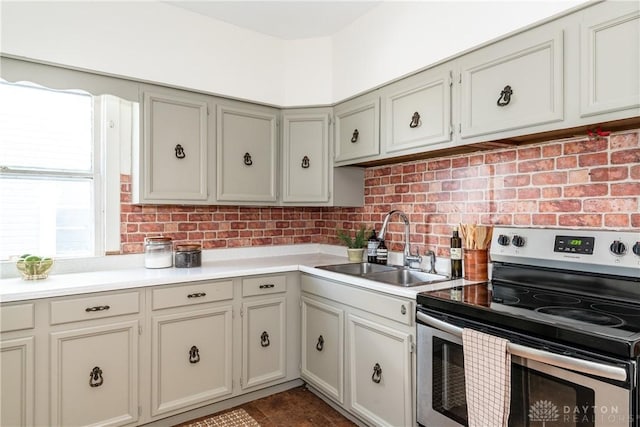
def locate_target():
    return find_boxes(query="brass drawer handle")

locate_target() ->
[261,331,270,347]
[351,129,359,143]
[259,284,275,289]
[189,345,200,363]
[85,305,110,312]
[89,366,104,387]
[187,292,207,298]
[497,85,513,106]
[372,363,382,384]
[409,111,421,128]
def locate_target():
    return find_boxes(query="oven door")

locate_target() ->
[417,312,634,427]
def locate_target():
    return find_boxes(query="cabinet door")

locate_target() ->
[140,91,209,202]
[50,321,139,427]
[151,306,233,416]
[347,314,412,427]
[282,112,330,203]
[460,29,564,139]
[580,2,640,117]
[1,336,34,427]
[300,296,344,403]
[383,67,452,154]
[241,297,286,389]
[217,105,278,202]
[334,93,380,164]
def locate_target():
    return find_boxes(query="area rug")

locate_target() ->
[183,408,260,427]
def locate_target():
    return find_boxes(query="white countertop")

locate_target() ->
[0,245,466,303]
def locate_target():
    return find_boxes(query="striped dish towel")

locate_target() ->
[462,328,511,427]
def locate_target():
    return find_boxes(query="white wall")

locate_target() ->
[0,1,289,105]
[331,1,586,101]
[1,1,586,106]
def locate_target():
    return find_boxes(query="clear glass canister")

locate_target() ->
[144,237,173,269]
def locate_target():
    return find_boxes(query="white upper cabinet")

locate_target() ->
[334,92,380,165]
[282,109,365,206]
[580,1,640,118]
[135,89,211,204]
[381,64,453,155]
[281,110,331,203]
[459,27,564,140]
[216,103,278,203]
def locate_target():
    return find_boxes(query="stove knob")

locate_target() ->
[633,242,640,256]
[497,234,510,246]
[512,235,526,247]
[609,240,627,256]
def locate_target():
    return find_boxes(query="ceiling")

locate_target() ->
[165,1,381,40]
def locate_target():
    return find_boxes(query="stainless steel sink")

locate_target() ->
[316,263,450,287]
[364,269,449,287]
[317,262,398,275]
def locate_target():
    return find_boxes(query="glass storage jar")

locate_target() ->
[144,236,173,269]
[174,244,202,268]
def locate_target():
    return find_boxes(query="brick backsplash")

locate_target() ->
[120,129,640,258]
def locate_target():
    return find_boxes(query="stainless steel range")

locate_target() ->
[416,227,640,427]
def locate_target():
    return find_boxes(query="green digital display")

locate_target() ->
[569,239,582,246]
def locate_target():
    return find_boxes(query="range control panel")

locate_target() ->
[553,236,595,254]
[490,227,640,277]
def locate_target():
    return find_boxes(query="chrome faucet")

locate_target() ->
[426,250,437,274]
[378,210,422,268]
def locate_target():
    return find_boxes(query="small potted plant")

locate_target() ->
[336,225,370,262]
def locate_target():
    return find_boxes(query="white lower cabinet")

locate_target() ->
[347,314,412,427]
[301,296,344,403]
[149,280,234,417]
[50,321,139,427]
[300,274,415,427]
[241,297,286,389]
[0,273,301,426]
[1,336,34,427]
[151,306,233,416]
[0,302,35,427]
[240,274,290,391]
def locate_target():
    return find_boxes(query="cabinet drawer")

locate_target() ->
[152,280,233,310]
[242,275,286,297]
[334,94,380,163]
[0,303,34,332]
[301,275,413,326]
[50,292,140,325]
[460,29,563,139]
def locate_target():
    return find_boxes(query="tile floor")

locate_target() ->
[176,386,357,427]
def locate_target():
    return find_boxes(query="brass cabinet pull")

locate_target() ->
[187,292,206,298]
[175,144,186,159]
[351,129,359,143]
[497,85,513,106]
[259,284,275,289]
[243,152,253,166]
[189,345,200,363]
[301,155,310,168]
[409,112,421,128]
[89,366,104,387]
[316,335,324,351]
[261,331,270,347]
[371,363,382,383]
[85,305,110,312]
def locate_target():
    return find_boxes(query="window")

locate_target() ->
[0,81,101,260]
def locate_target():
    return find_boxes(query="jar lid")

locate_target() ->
[175,244,201,252]
[145,236,172,243]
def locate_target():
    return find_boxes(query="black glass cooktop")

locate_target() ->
[417,263,640,358]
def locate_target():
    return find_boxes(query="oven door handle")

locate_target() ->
[416,311,628,383]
